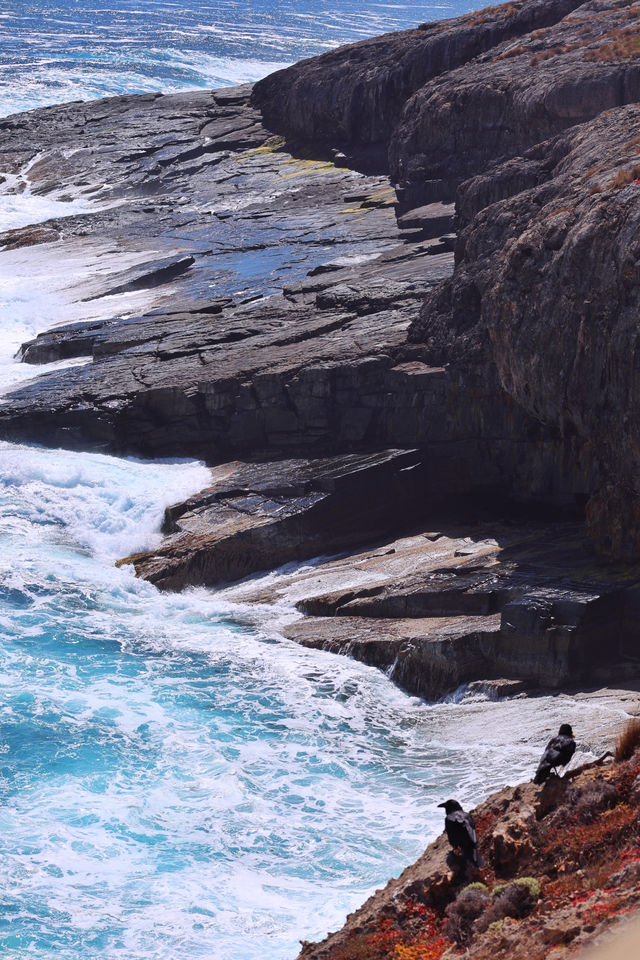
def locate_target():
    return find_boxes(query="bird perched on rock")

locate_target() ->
[533,723,576,784]
[438,799,480,866]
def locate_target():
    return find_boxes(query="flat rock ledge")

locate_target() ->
[2,0,640,700]
[191,460,640,700]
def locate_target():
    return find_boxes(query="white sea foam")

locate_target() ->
[0,56,290,119]
[0,154,107,230]
[0,159,190,394]
[0,436,633,959]
[0,239,172,393]
[0,3,633,957]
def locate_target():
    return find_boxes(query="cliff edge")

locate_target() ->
[1,0,640,693]
[253,0,640,561]
[293,744,640,960]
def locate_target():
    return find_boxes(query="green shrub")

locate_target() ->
[514,877,541,900]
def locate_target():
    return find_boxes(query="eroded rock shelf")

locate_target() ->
[1,0,640,702]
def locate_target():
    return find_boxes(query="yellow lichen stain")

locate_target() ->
[249,135,287,155]
[339,186,397,214]
[279,160,336,180]
[366,186,396,200]
[234,136,287,162]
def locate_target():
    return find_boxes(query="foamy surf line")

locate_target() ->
[0,54,291,119]
[0,238,171,394]
[0,176,187,394]
[0,0,474,118]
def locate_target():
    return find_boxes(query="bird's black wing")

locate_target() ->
[448,811,477,847]
[544,734,576,767]
[463,812,477,847]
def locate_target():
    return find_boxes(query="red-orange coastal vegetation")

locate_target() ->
[298,745,640,960]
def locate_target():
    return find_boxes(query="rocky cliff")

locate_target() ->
[3,8,640,954]
[253,0,640,561]
[291,743,640,960]
[1,0,640,696]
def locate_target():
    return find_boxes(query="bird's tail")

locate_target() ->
[533,763,551,785]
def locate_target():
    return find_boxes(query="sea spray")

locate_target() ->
[0,1,628,957]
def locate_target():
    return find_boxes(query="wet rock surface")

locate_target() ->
[121,449,435,589]
[2,0,640,686]
[212,512,640,699]
[0,86,458,460]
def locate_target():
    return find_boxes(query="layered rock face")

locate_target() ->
[122,450,433,589]
[2,0,640,656]
[390,0,640,202]
[412,106,640,558]
[254,0,640,560]
[252,0,584,172]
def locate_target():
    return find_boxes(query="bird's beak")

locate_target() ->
[437,802,446,807]
[571,733,575,738]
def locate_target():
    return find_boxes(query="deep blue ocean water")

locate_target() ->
[0,3,622,959]
[0,0,474,117]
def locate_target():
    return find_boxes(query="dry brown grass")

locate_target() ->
[584,26,640,63]
[615,716,640,761]
[495,43,528,60]
[530,44,570,66]
[465,1,522,25]
[606,164,640,190]
[582,164,606,179]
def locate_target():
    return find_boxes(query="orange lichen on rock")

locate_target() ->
[332,903,451,960]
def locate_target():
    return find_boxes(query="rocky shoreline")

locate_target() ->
[292,741,640,960]
[2,0,639,703]
[2,0,640,954]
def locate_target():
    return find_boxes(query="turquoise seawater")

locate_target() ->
[0,3,620,958]
[0,434,614,959]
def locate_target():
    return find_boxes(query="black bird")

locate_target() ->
[438,799,480,866]
[533,723,576,784]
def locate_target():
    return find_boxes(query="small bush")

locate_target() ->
[444,887,491,944]
[544,780,619,835]
[464,882,489,894]
[513,877,541,900]
[474,880,537,934]
[615,717,640,761]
